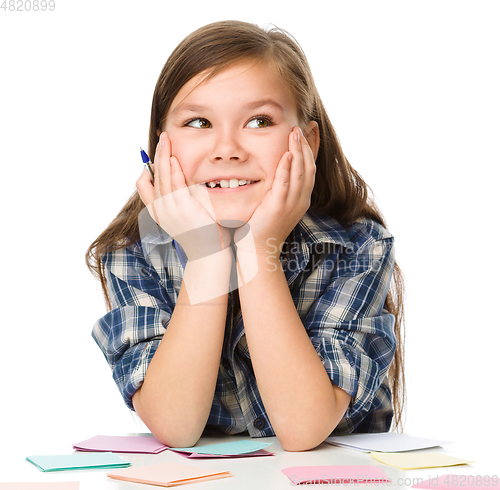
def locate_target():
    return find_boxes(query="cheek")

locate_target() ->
[168,133,201,180]
[260,133,290,174]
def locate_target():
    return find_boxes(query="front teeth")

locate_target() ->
[206,179,252,188]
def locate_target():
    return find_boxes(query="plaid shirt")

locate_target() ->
[92,210,397,437]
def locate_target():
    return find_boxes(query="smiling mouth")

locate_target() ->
[204,179,258,188]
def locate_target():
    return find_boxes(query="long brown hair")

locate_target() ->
[86,20,405,431]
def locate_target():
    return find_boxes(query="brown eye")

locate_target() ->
[186,118,211,129]
[247,117,272,129]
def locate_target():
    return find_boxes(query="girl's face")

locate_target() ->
[162,61,306,225]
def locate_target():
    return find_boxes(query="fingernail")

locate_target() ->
[159,133,164,149]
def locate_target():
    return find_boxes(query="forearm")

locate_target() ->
[238,252,351,451]
[132,249,232,447]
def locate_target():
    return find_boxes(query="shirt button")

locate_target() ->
[222,359,231,370]
[140,267,152,277]
[253,418,265,430]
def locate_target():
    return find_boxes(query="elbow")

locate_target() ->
[150,424,202,448]
[277,424,334,452]
[276,411,343,452]
[132,400,202,448]
[275,384,351,452]
[279,432,327,452]
[132,389,204,448]
[281,441,318,452]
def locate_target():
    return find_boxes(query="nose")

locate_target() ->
[209,129,248,163]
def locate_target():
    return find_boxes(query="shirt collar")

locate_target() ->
[293,211,352,249]
[282,211,352,285]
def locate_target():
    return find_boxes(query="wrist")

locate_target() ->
[175,223,231,262]
[182,247,233,304]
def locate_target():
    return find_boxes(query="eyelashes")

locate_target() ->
[184,115,275,129]
[185,118,211,129]
[246,115,273,129]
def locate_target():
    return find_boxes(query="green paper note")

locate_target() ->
[26,452,130,472]
[171,440,272,455]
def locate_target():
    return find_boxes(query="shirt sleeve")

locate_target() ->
[304,235,397,429]
[92,240,178,410]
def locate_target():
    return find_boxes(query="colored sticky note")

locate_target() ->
[107,462,233,486]
[0,485,79,490]
[73,435,169,454]
[282,465,391,485]
[412,474,500,489]
[370,452,474,470]
[171,448,273,459]
[170,440,273,456]
[26,452,130,472]
[326,433,451,452]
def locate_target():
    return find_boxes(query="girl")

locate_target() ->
[86,20,405,452]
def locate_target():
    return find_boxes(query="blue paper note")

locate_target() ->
[26,452,130,472]
[170,440,272,455]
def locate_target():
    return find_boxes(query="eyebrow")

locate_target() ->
[171,98,286,117]
[244,98,286,112]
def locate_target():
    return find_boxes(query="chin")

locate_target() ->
[216,219,248,229]
[213,207,254,228]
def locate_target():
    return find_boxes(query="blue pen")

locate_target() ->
[141,147,186,268]
[140,147,155,183]
[173,240,187,270]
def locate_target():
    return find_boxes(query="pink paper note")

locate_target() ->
[73,435,169,454]
[282,465,391,485]
[107,462,232,486]
[170,448,273,458]
[412,474,500,489]
[0,484,79,490]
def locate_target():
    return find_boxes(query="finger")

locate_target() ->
[269,150,292,202]
[169,155,191,201]
[136,167,156,206]
[154,132,172,200]
[290,127,316,203]
[283,127,304,201]
[190,181,217,221]
[298,130,316,194]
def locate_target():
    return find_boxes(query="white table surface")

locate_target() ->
[1,431,497,489]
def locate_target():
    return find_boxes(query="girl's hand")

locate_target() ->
[136,132,231,261]
[234,127,316,259]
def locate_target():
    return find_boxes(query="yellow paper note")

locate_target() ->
[370,452,474,470]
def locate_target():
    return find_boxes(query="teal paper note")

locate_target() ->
[170,440,272,455]
[26,452,130,472]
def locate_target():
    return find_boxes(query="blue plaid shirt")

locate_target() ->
[92,210,397,437]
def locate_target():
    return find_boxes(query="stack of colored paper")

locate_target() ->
[370,452,474,470]
[73,434,169,454]
[26,452,130,472]
[325,433,451,452]
[107,462,232,486]
[169,440,273,458]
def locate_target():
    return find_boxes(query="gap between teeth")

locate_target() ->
[206,179,253,188]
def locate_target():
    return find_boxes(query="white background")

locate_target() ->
[1,0,499,479]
